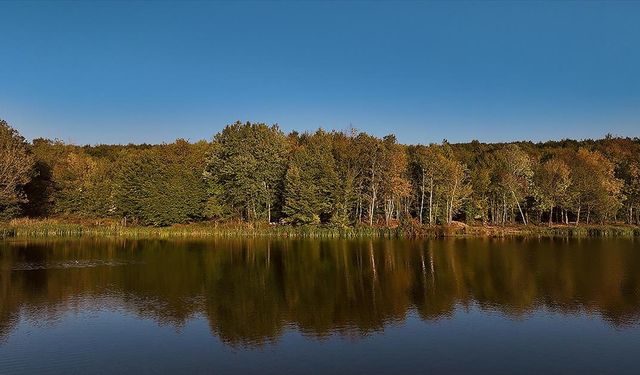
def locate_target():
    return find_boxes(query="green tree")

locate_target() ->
[22,138,67,217]
[115,140,208,226]
[282,164,318,225]
[204,122,288,222]
[353,133,385,225]
[52,150,114,217]
[282,130,339,225]
[330,129,361,226]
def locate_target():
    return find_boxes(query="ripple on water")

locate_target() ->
[10,260,139,271]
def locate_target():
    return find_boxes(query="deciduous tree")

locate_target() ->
[0,120,35,219]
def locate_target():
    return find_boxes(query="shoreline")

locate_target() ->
[2,219,639,239]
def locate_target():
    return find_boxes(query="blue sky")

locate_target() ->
[1,1,639,145]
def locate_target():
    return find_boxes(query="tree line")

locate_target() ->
[1,119,639,226]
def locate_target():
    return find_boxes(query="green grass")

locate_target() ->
[464,224,640,238]
[1,219,404,239]
[1,219,639,240]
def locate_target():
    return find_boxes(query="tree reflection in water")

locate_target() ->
[1,238,639,347]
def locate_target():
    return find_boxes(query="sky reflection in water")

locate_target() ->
[1,238,639,374]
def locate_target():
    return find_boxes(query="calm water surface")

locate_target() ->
[0,238,639,374]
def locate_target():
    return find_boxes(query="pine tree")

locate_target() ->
[282,164,318,225]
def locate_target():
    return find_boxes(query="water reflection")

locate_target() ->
[1,238,639,346]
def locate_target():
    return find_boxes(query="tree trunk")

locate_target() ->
[448,178,459,224]
[576,205,581,226]
[512,190,527,225]
[263,181,270,223]
[369,164,376,226]
[384,199,391,226]
[428,177,434,226]
[548,206,553,227]
[491,199,496,225]
[502,194,507,226]
[419,170,425,224]
[433,203,439,224]
[253,200,257,222]
[369,188,376,226]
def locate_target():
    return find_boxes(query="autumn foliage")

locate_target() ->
[1,119,639,227]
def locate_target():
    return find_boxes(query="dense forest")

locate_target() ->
[1,119,639,227]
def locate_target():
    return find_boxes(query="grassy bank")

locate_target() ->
[1,219,404,239]
[1,218,639,240]
[462,224,640,238]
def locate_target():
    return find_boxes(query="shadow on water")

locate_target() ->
[1,237,639,347]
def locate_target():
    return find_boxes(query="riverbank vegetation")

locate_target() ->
[1,118,640,237]
[1,218,639,240]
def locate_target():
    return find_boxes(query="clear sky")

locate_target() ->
[1,1,639,145]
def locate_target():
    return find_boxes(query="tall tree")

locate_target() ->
[115,140,208,226]
[409,144,447,225]
[352,133,385,225]
[438,152,471,224]
[22,138,67,217]
[564,148,623,224]
[621,162,640,225]
[0,120,35,219]
[282,130,339,225]
[52,150,114,217]
[204,122,288,222]
[331,129,361,226]
[494,144,533,225]
[533,158,571,226]
[282,164,318,225]
[380,135,412,225]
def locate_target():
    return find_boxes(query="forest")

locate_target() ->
[1,119,640,228]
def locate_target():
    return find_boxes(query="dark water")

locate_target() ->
[0,238,639,374]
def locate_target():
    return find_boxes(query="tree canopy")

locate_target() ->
[0,120,35,219]
[1,118,639,227]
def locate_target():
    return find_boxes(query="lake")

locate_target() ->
[0,237,639,374]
